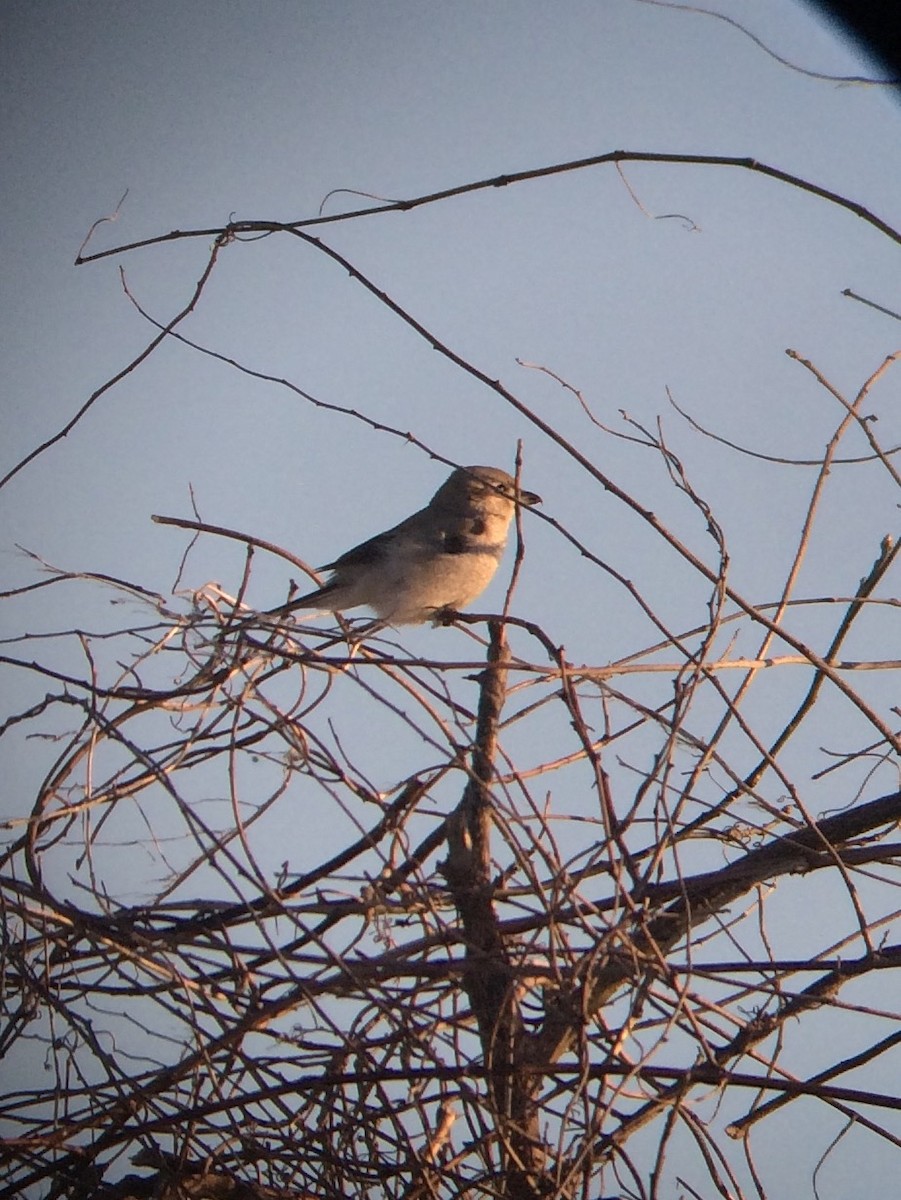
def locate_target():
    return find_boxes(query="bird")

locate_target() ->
[281,465,541,626]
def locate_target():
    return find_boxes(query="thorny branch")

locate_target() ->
[3,436,898,1199]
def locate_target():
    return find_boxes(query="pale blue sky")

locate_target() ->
[2,3,900,1194]
[5,1,897,691]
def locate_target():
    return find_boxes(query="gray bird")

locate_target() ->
[284,465,541,625]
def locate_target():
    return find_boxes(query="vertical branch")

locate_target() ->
[443,621,547,1196]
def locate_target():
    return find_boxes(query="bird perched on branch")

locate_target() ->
[284,465,541,625]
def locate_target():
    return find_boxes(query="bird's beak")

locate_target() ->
[518,488,541,507]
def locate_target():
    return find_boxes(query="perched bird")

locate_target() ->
[284,465,541,625]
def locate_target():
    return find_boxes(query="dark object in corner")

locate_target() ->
[806,0,901,86]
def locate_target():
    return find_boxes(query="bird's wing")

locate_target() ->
[322,507,455,572]
[321,529,396,572]
[321,511,428,571]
